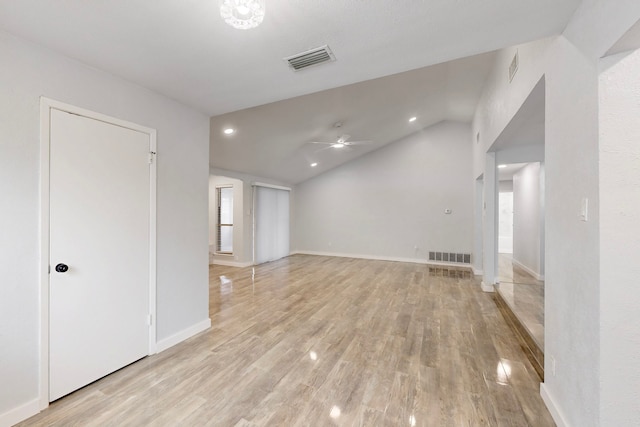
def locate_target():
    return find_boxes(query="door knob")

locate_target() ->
[55,263,69,273]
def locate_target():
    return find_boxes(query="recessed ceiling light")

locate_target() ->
[498,164,507,169]
[223,128,235,135]
[310,162,318,167]
[332,143,345,148]
[409,116,417,122]
[330,406,341,419]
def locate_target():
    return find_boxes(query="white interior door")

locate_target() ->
[49,108,151,401]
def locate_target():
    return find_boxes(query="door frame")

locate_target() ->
[38,97,157,409]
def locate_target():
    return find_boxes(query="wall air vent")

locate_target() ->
[509,50,519,82]
[428,251,471,265]
[284,45,335,71]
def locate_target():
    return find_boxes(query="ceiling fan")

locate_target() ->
[308,134,373,149]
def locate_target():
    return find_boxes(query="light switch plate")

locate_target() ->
[580,197,589,222]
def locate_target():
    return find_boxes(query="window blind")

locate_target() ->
[253,184,290,264]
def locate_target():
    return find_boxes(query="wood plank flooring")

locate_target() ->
[18,255,555,426]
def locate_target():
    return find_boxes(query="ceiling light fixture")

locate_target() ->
[220,0,265,30]
[223,128,235,135]
[498,164,507,169]
[409,116,417,122]
[310,162,318,167]
[332,143,345,149]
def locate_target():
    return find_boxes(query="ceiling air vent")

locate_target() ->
[284,45,335,71]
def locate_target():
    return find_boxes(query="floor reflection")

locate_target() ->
[428,267,472,279]
[496,253,544,350]
[219,275,233,295]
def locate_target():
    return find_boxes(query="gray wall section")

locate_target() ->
[293,121,473,260]
[0,31,209,416]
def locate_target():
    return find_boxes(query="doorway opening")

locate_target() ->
[497,161,545,352]
[487,77,546,378]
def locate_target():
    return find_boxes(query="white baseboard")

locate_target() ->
[1,323,212,427]
[291,250,426,264]
[512,257,544,281]
[540,383,569,427]
[481,281,495,292]
[156,318,211,353]
[291,250,472,269]
[210,259,252,268]
[0,398,40,427]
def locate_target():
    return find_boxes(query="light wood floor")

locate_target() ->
[19,255,555,426]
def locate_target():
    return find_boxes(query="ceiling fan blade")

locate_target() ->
[345,140,373,146]
[313,145,336,153]
[308,141,333,145]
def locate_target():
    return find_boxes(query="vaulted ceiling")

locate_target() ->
[0,0,583,183]
[211,52,496,183]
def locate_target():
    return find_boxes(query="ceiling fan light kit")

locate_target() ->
[220,0,265,30]
[309,133,373,152]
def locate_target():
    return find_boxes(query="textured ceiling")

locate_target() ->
[0,0,581,116]
[211,52,496,183]
[0,0,581,183]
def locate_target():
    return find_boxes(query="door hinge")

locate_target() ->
[149,151,156,164]
[147,314,153,326]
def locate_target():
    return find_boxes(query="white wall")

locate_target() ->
[499,180,514,192]
[513,163,544,277]
[0,31,210,423]
[599,47,640,427]
[543,34,601,427]
[474,34,602,427]
[209,175,245,266]
[294,121,473,262]
[471,2,640,422]
[472,37,554,179]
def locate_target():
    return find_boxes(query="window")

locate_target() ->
[216,186,233,254]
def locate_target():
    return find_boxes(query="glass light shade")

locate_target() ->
[220,0,265,30]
